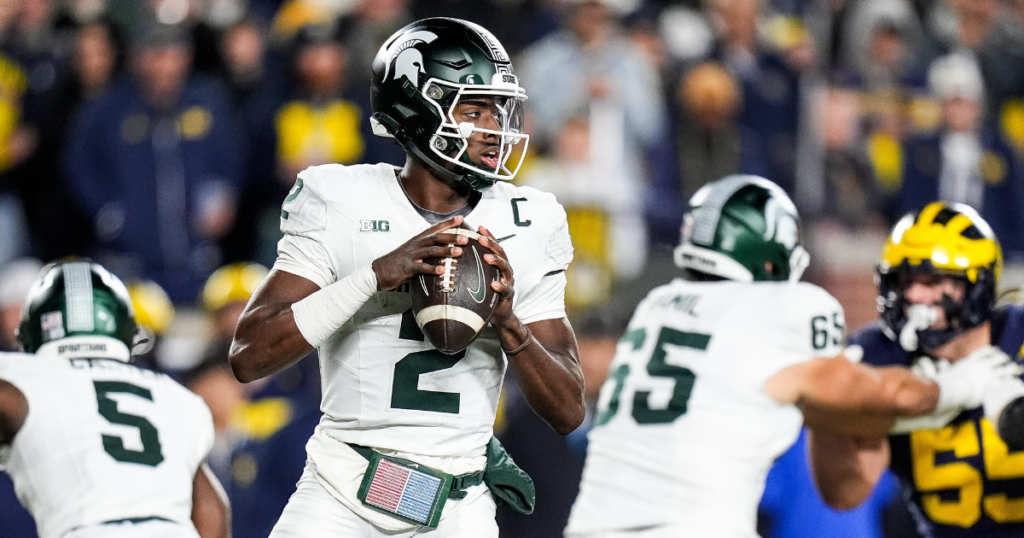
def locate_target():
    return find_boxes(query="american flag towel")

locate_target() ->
[361,456,449,526]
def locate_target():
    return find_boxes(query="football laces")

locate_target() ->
[440,256,457,293]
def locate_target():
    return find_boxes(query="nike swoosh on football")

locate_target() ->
[494,234,516,243]
[468,246,487,304]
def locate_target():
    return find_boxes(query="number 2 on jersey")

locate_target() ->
[94,381,164,466]
[389,310,465,414]
[595,326,710,426]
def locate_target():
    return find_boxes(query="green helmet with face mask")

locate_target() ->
[17,261,140,362]
[674,175,810,282]
[369,18,528,190]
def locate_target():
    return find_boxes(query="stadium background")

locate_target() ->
[0,0,1022,536]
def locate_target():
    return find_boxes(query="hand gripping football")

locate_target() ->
[411,227,501,354]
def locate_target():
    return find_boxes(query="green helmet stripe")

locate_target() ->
[692,175,761,245]
[64,262,95,332]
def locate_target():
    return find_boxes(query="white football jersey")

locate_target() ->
[274,163,573,462]
[0,353,214,538]
[567,279,845,538]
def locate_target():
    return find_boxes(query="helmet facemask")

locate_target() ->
[420,76,529,187]
[878,263,997,352]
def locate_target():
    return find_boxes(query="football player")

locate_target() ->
[566,177,1019,538]
[0,261,229,538]
[229,18,584,537]
[809,202,1024,536]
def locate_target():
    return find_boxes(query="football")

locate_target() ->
[411,226,502,354]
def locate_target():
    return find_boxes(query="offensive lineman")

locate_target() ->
[229,18,584,537]
[566,176,1021,538]
[809,202,1024,536]
[0,261,228,538]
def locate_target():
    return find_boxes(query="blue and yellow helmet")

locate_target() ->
[877,202,1001,350]
[201,262,269,312]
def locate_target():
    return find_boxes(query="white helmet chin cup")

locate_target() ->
[788,246,810,283]
[899,304,940,352]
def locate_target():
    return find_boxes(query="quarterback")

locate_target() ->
[566,177,1020,538]
[0,261,228,538]
[809,202,1024,537]
[229,18,584,537]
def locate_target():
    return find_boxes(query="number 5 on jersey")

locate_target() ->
[595,327,710,427]
[94,381,164,466]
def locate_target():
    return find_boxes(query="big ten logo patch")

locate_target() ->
[360,220,390,232]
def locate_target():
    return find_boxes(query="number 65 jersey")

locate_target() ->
[0,353,214,538]
[567,278,844,538]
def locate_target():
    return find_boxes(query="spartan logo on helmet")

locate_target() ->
[764,197,799,251]
[381,30,439,86]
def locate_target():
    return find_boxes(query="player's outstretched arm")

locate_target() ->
[477,228,585,435]
[192,463,230,538]
[764,355,939,421]
[0,379,27,445]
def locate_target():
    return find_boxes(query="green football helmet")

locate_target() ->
[17,261,140,362]
[370,17,528,190]
[674,175,810,282]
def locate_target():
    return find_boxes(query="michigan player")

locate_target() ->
[809,202,1024,536]
[566,177,1020,538]
[0,261,228,538]
[229,18,583,537]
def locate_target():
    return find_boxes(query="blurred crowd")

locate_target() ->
[2,0,1024,537]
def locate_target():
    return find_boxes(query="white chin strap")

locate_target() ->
[899,304,940,352]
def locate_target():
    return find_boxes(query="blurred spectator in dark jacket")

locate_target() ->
[65,23,245,302]
[646,61,768,244]
[217,17,288,262]
[896,53,1024,259]
[676,61,768,197]
[710,0,808,194]
[342,0,413,93]
[338,0,410,167]
[814,87,888,231]
[17,18,124,261]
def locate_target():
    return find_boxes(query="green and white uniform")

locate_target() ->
[273,162,572,532]
[0,353,213,538]
[567,279,844,538]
